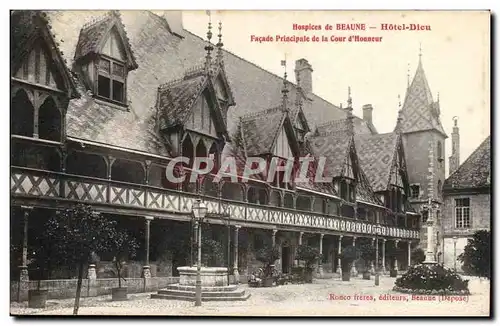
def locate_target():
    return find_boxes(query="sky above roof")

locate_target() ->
[182,10,490,177]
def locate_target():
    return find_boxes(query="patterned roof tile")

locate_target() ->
[444,135,491,190]
[355,133,399,192]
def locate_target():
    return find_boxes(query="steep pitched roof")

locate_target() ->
[157,72,207,129]
[74,10,138,70]
[316,117,375,135]
[444,135,491,191]
[400,58,447,137]
[308,131,351,178]
[41,10,372,157]
[237,106,286,156]
[355,133,399,192]
[11,10,79,99]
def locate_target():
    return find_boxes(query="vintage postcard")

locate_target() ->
[9,10,491,317]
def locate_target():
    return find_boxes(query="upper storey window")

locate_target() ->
[97,30,127,104]
[74,12,138,108]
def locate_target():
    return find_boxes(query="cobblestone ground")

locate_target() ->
[10,275,490,316]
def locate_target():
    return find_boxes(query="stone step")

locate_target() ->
[163,284,239,292]
[157,288,247,298]
[151,293,251,302]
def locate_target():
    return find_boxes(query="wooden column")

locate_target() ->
[142,216,154,278]
[318,234,324,275]
[351,237,357,276]
[394,239,399,272]
[233,226,241,283]
[408,240,412,269]
[19,206,32,281]
[382,239,387,273]
[336,235,343,274]
[370,238,375,274]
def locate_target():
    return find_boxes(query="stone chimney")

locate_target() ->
[162,11,184,37]
[448,117,460,175]
[294,59,313,95]
[362,104,373,125]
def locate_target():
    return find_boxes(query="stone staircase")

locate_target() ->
[151,284,251,302]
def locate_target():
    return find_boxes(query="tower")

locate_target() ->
[398,48,448,251]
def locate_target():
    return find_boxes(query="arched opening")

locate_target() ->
[341,204,355,218]
[327,200,338,215]
[208,142,219,172]
[111,159,145,184]
[11,142,60,171]
[296,195,311,211]
[391,188,397,212]
[258,188,269,205]
[38,96,61,142]
[11,89,34,137]
[247,186,258,204]
[201,175,219,198]
[221,182,244,202]
[269,190,282,207]
[313,197,325,213]
[340,180,348,201]
[66,151,107,179]
[195,140,207,160]
[283,193,294,209]
[182,135,194,168]
[437,180,442,196]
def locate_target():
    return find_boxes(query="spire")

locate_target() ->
[281,55,289,112]
[418,42,422,64]
[346,86,354,135]
[204,11,214,74]
[395,94,403,133]
[216,20,224,65]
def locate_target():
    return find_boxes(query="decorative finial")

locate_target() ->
[407,63,410,88]
[347,86,352,108]
[281,55,289,111]
[453,116,458,127]
[346,86,354,135]
[419,42,422,59]
[216,21,224,64]
[396,94,403,133]
[437,92,440,103]
[204,11,214,73]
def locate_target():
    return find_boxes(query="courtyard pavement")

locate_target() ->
[10,275,490,317]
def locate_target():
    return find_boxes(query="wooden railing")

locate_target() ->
[10,166,419,239]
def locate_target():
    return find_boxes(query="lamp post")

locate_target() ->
[452,236,458,271]
[192,199,208,307]
[375,224,381,286]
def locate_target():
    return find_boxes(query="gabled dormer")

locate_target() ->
[337,140,359,203]
[211,67,235,124]
[11,11,79,142]
[73,11,138,108]
[290,107,310,143]
[386,136,410,213]
[157,69,230,171]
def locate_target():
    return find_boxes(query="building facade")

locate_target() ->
[10,11,435,288]
[441,133,491,271]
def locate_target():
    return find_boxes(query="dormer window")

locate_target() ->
[74,12,138,108]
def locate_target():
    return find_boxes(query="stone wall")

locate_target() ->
[441,192,491,271]
[11,277,179,302]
